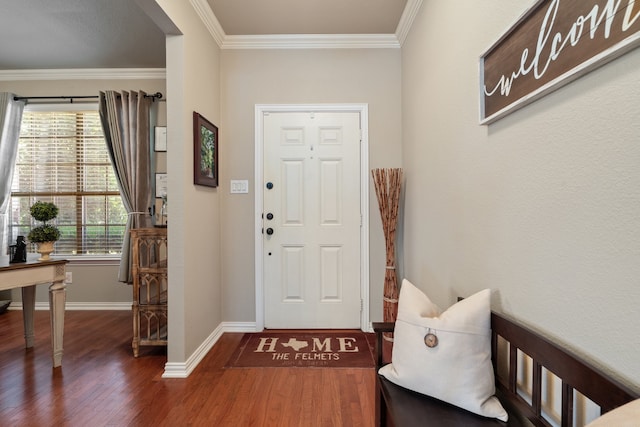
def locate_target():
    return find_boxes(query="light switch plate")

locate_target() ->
[230,180,249,194]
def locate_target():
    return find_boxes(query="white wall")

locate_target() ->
[219,48,402,324]
[401,0,640,390]
[155,0,223,367]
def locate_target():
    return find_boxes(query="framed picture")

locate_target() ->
[154,126,167,152]
[155,173,167,198]
[193,111,218,188]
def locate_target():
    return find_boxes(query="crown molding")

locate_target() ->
[0,68,166,81]
[396,0,423,46]
[190,0,225,46]
[221,33,400,50]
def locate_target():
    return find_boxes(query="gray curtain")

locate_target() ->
[0,93,25,253]
[99,91,152,283]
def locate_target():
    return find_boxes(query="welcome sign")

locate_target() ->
[480,0,640,124]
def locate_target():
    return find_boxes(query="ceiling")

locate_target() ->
[208,0,406,36]
[0,0,408,70]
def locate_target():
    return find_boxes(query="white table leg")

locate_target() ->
[49,279,66,367]
[21,285,36,348]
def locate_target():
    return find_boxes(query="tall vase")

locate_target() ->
[372,168,403,360]
[36,241,55,261]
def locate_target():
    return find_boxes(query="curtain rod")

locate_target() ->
[13,92,164,103]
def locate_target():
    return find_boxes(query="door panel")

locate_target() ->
[282,160,304,224]
[282,245,304,301]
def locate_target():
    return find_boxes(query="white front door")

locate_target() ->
[262,110,362,329]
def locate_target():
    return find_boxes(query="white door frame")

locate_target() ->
[254,104,370,331]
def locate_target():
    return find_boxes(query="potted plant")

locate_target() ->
[27,201,61,261]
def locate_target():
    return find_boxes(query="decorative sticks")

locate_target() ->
[372,168,403,343]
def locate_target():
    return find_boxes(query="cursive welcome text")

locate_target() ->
[485,0,640,98]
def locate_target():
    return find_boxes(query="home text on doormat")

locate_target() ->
[225,331,375,368]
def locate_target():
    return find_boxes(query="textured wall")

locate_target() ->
[157,0,223,365]
[401,0,640,390]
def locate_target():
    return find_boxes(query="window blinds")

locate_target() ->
[10,109,126,255]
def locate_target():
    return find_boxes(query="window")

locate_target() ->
[9,104,126,257]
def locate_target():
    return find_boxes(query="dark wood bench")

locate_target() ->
[374,312,638,426]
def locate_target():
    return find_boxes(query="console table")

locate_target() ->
[0,256,67,367]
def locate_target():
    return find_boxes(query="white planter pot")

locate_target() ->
[36,241,55,261]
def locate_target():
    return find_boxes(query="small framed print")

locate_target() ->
[155,126,167,152]
[155,173,167,198]
[193,112,218,188]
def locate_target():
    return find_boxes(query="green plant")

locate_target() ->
[29,201,59,222]
[27,201,61,243]
[28,224,61,243]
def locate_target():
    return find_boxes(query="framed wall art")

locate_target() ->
[154,126,167,152]
[193,111,218,188]
[155,173,167,198]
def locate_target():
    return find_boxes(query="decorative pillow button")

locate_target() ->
[424,330,438,348]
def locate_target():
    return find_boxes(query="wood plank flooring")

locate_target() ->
[0,310,376,426]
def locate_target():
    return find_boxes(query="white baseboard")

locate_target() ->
[161,321,258,378]
[221,321,260,333]
[8,302,132,310]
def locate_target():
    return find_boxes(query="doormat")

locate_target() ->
[225,331,375,368]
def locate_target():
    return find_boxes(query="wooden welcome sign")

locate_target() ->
[480,0,640,124]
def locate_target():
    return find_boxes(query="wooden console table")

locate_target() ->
[0,257,67,367]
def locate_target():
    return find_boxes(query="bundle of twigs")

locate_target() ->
[372,168,403,341]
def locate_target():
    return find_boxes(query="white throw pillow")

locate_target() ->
[585,399,640,427]
[378,279,508,422]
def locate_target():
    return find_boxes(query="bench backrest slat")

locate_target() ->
[491,312,638,423]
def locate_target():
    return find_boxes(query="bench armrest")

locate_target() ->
[373,322,395,368]
[372,322,395,333]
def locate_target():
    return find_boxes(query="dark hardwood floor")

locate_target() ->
[0,310,375,426]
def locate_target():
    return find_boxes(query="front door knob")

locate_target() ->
[266,228,274,235]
